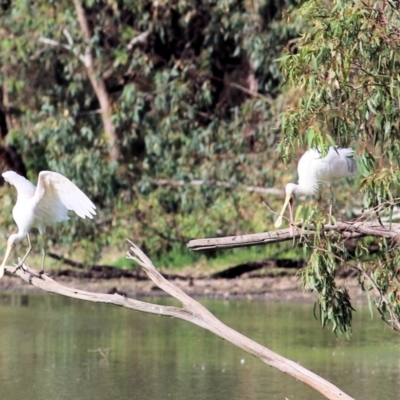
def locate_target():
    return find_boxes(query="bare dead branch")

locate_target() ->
[227,81,274,103]
[188,227,299,251]
[186,220,395,251]
[62,29,74,46]
[72,0,92,46]
[125,240,355,400]
[38,37,89,65]
[2,241,355,400]
[127,30,151,50]
[153,178,283,195]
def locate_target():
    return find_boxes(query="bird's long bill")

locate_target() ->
[0,243,13,278]
[274,194,292,228]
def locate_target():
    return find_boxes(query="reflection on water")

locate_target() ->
[0,293,399,400]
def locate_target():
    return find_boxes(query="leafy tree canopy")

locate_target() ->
[1,0,400,338]
[0,0,298,260]
[279,0,400,336]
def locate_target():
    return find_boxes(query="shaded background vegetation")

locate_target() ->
[1,0,400,336]
[0,0,302,264]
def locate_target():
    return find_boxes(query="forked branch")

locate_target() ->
[4,241,354,400]
[125,240,354,400]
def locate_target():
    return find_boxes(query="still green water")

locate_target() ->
[0,293,399,400]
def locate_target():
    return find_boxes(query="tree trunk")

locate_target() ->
[72,0,120,162]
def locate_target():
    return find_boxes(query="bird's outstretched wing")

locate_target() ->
[2,171,36,200]
[34,171,96,223]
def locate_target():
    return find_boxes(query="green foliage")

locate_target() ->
[279,1,400,335]
[357,239,400,333]
[0,0,300,262]
[3,0,399,337]
[280,1,400,161]
[299,218,355,337]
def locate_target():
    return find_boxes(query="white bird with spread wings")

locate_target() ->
[1,171,96,278]
[274,147,358,232]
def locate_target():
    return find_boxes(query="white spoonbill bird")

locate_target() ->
[274,147,358,231]
[0,171,96,278]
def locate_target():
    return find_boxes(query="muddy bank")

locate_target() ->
[0,266,367,304]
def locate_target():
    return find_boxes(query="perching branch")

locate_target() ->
[3,241,354,400]
[187,220,400,251]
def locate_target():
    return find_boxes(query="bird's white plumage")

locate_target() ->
[35,171,96,223]
[0,170,96,278]
[275,147,358,231]
[295,147,358,196]
[3,171,36,200]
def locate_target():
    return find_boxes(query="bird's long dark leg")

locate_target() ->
[16,233,32,271]
[40,234,47,275]
[373,197,384,227]
[328,186,334,216]
[288,197,295,236]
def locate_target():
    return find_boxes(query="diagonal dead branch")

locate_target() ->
[3,240,355,400]
[125,240,355,400]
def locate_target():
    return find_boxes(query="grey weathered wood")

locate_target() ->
[187,221,399,251]
[3,240,355,400]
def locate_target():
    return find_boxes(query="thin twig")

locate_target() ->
[63,29,74,46]
[353,263,400,333]
[127,30,151,50]
[39,37,90,66]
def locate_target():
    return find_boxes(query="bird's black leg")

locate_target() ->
[39,234,47,276]
[328,186,334,216]
[374,202,384,228]
[16,233,32,271]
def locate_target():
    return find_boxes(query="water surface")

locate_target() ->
[0,293,398,399]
